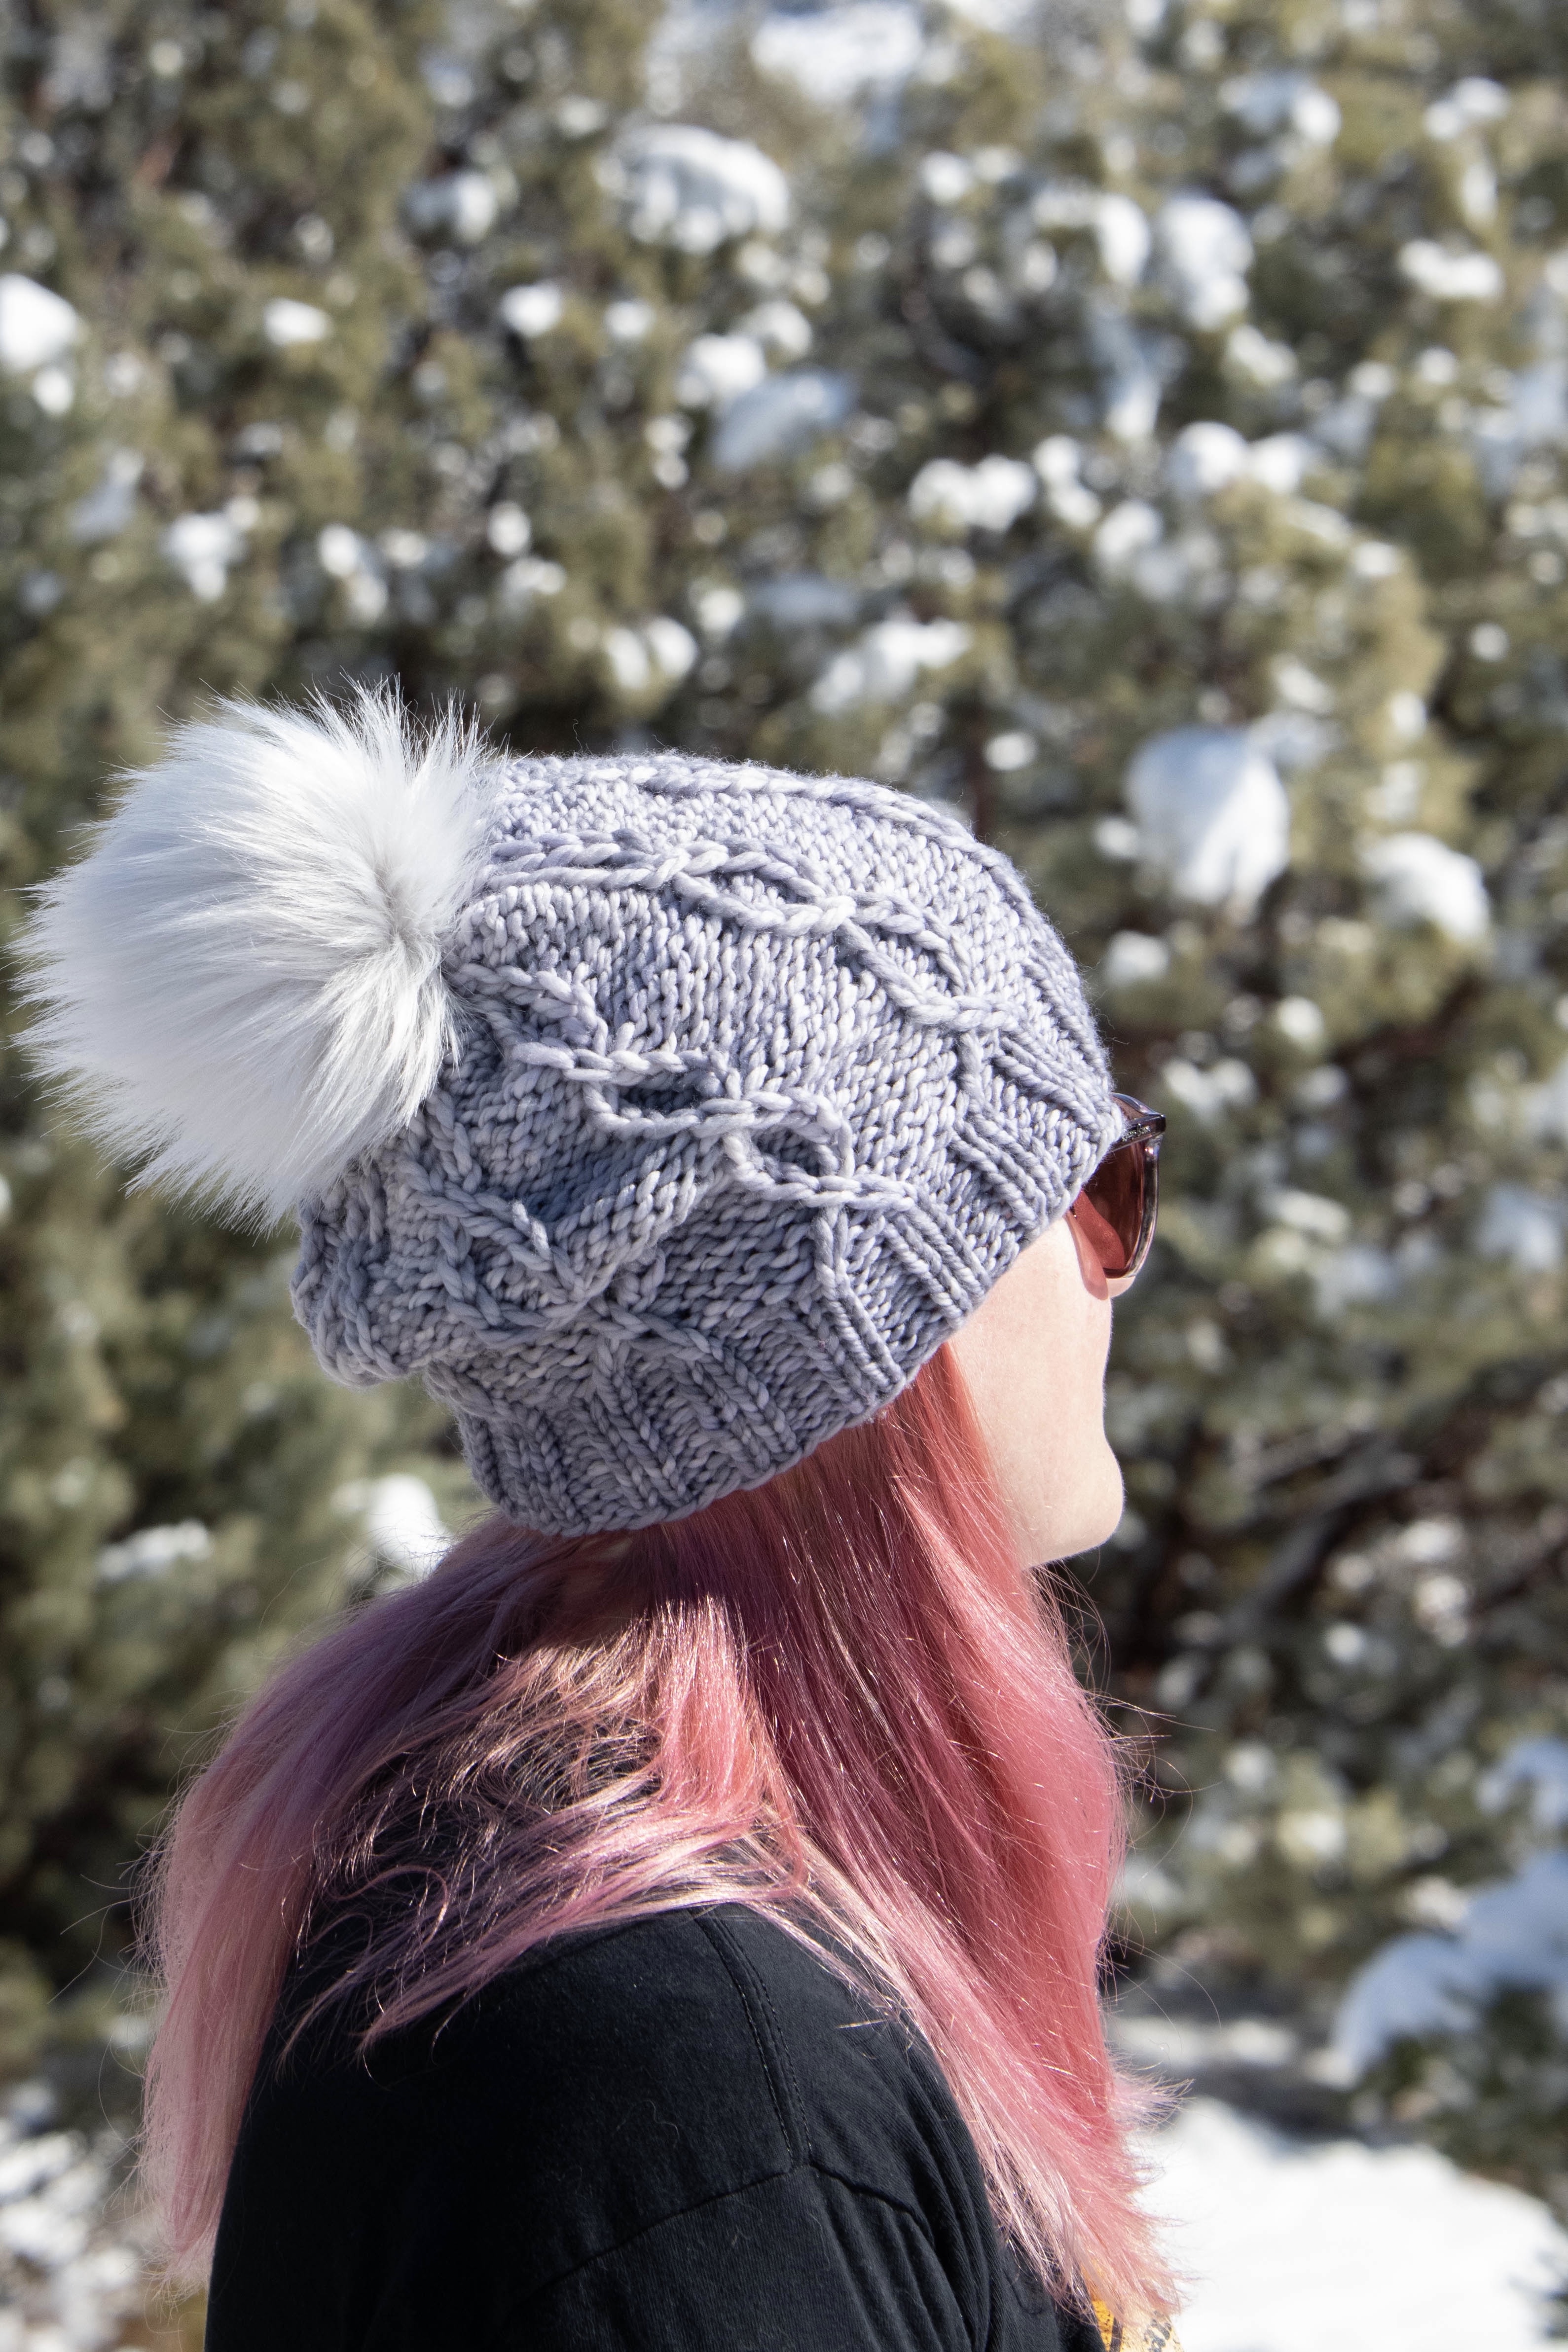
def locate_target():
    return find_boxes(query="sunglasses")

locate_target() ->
[1065,1093,1166,1291]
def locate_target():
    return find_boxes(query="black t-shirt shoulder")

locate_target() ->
[206,1904,1105,2352]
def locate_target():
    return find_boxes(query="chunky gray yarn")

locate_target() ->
[291,750,1120,1534]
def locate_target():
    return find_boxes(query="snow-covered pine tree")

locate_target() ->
[693,0,1568,2209]
[0,0,473,2092]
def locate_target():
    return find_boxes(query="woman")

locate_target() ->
[27,694,1175,2350]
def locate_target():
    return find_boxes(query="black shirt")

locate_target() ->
[207,1904,1107,2352]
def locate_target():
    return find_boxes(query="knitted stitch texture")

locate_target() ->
[291,750,1121,1534]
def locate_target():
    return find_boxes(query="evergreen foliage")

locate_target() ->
[1,0,1567,2282]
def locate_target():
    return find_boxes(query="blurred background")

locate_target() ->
[1,0,1567,2342]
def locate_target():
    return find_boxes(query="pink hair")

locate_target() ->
[140,1345,1170,2317]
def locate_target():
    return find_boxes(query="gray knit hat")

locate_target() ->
[25,695,1119,1534]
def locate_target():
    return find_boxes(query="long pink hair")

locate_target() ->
[140,1345,1169,2316]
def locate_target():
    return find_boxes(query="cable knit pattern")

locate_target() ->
[291,751,1120,1534]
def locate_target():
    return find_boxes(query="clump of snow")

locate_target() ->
[1314,1244,1400,1316]
[1094,815,1141,862]
[921,151,973,205]
[1221,69,1341,145]
[1091,301,1168,441]
[740,297,813,360]
[1033,435,1102,528]
[1265,1187,1351,1245]
[984,731,1033,772]
[1315,360,1398,460]
[602,616,699,697]
[162,509,248,601]
[1101,516,1223,607]
[646,414,691,487]
[1335,1849,1568,2076]
[317,523,388,621]
[1111,2010,1299,2072]
[710,368,854,469]
[1226,320,1297,387]
[1386,688,1427,742]
[1397,241,1505,303]
[1464,262,1568,490]
[1156,194,1253,330]
[497,554,566,613]
[422,51,476,109]
[499,282,565,339]
[1166,421,1250,499]
[676,331,767,409]
[69,448,143,544]
[746,573,859,631]
[404,169,500,244]
[32,361,75,415]
[96,1520,211,1585]
[19,570,64,615]
[336,1474,450,1579]
[691,583,744,640]
[1274,995,1326,1050]
[485,502,530,557]
[1482,1738,1568,1834]
[1269,659,1332,721]
[555,95,608,139]
[1102,931,1171,989]
[1459,156,1499,230]
[811,614,969,712]
[1124,727,1291,912]
[1401,1518,1465,1568]
[604,296,654,344]
[1166,422,1313,501]
[1161,1057,1258,1123]
[262,297,331,348]
[1295,1064,1348,1110]
[602,628,651,693]
[0,274,80,373]
[644,616,699,681]
[1149,2096,1568,2352]
[907,454,1036,533]
[1474,1183,1566,1274]
[1284,498,1352,550]
[1094,193,1153,288]
[1424,77,1511,142]
[1351,539,1403,580]
[752,0,924,105]
[1361,832,1490,941]
[1030,183,1151,286]
[1093,498,1164,580]
[381,527,430,571]
[605,126,790,255]
[1525,1055,1568,1145]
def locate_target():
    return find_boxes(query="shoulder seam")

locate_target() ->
[804,2159,939,2246]
[693,1907,809,2164]
[502,2161,946,2319]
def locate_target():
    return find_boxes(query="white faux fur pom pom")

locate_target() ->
[22,690,496,1223]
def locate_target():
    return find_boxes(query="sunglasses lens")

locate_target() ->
[1081,1124,1166,1288]
[1067,1097,1164,1286]
[1077,1136,1148,1281]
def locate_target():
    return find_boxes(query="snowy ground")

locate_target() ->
[1147,2098,1568,2352]
[0,2085,146,2351]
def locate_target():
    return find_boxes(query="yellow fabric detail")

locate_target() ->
[1093,2300,1180,2352]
